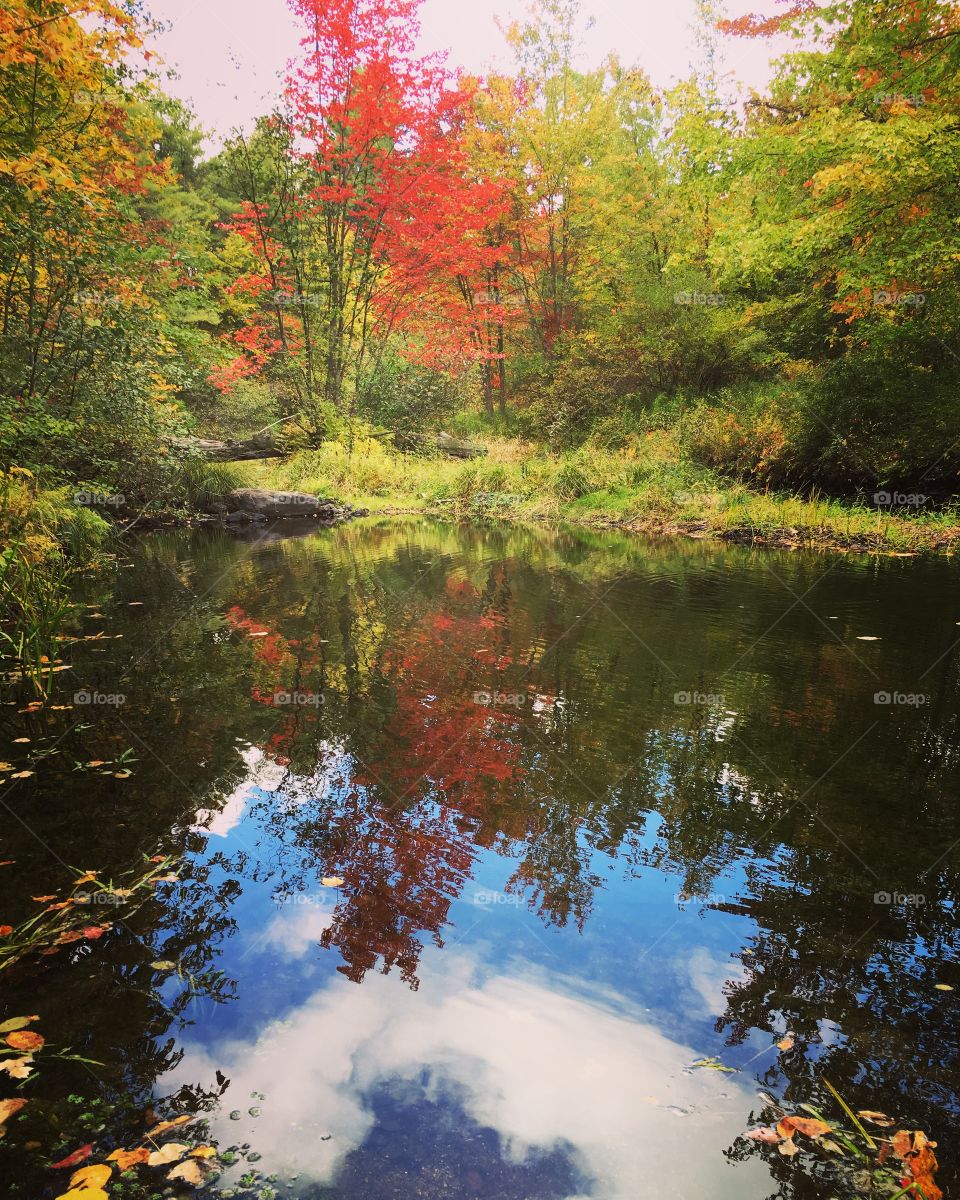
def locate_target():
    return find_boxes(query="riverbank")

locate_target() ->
[248,436,960,555]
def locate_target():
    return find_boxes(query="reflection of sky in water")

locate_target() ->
[164,750,777,1198]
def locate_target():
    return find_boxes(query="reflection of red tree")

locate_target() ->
[356,588,526,808]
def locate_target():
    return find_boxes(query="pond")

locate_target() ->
[2,518,959,1200]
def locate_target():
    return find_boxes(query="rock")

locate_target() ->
[223,489,342,521]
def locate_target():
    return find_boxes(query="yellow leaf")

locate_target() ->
[68,1165,112,1190]
[321,876,345,887]
[107,1147,150,1169]
[168,1159,206,1186]
[146,1142,188,1166]
[189,1145,217,1158]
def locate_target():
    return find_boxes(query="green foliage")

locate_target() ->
[357,356,467,431]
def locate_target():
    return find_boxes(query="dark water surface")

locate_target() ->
[2,518,960,1200]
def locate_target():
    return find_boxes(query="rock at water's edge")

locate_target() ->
[223,489,341,521]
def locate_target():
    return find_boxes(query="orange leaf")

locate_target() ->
[49,1144,93,1169]
[6,1030,44,1051]
[107,1147,151,1170]
[0,1097,27,1125]
[777,1115,831,1139]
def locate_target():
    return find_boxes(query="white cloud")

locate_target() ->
[167,949,769,1198]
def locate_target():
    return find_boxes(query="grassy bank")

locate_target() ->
[247,433,960,554]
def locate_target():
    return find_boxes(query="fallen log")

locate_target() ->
[171,436,284,462]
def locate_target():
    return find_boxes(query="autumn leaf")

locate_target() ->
[776,1035,795,1052]
[67,1164,112,1190]
[745,1126,781,1143]
[143,1113,191,1138]
[107,1147,150,1170]
[0,1015,38,1033]
[49,1144,93,1169]
[321,876,345,887]
[0,925,12,936]
[146,1142,188,1166]
[891,1130,942,1200]
[857,1109,894,1127]
[777,1115,831,1139]
[0,1055,34,1079]
[0,1098,27,1125]
[6,1030,44,1051]
[168,1158,207,1186]
[189,1145,217,1158]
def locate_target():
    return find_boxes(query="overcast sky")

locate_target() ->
[145,0,786,148]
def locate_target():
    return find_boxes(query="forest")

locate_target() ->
[3,0,960,585]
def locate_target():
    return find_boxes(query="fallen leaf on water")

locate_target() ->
[67,1165,112,1190]
[11,771,34,779]
[891,1130,942,1200]
[113,770,131,779]
[6,1030,44,1051]
[776,1035,795,1052]
[0,1055,34,1079]
[49,1144,93,1169]
[690,1056,738,1073]
[144,1114,191,1138]
[857,1109,894,1126]
[0,925,13,936]
[147,1142,188,1167]
[82,926,108,939]
[150,960,177,972]
[107,1147,151,1170]
[12,738,30,744]
[778,1140,799,1157]
[168,1159,206,1186]
[56,930,85,944]
[189,1145,217,1158]
[0,1098,27,1125]
[32,895,57,902]
[856,636,881,641]
[85,761,106,768]
[73,872,98,885]
[777,1116,831,1139]
[745,1127,781,1144]
[55,1188,107,1200]
[322,876,345,887]
[934,983,953,992]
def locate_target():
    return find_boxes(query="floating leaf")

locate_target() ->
[0,1055,34,1079]
[891,1130,942,1200]
[777,1115,832,1139]
[778,1139,799,1157]
[933,983,953,992]
[690,1056,738,1072]
[167,1159,206,1186]
[55,1188,107,1200]
[67,1165,112,1190]
[107,1147,150,1170]
[321,876,345,887]
[11,771,34,779]
[143,1114,191,1138]
[150,960,176,972]
[6,1030,44,1051]
[0,1015,38,1034]
[776,1035,795,1052]
[0,1098,27,1125]
[49,1144,93,1169]
[147,1142,188,1166]
[857,1109,894,1127]
[189,1145,217,1158]
[745,1126,781,1144]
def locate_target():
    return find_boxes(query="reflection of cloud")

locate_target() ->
[194,746,288,837]
[687,946,744,1017]
[262,899,335,956]
[168,951,768,1199]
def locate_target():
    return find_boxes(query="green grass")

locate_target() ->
[251,434,960,553]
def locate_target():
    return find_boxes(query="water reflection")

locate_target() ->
[168,944,767,1199]
[2,518,960,1198]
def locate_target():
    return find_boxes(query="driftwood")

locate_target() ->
[174,428,486,463]
[171,436,284,462]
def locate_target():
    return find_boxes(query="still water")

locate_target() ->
[2,518,959,1199]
